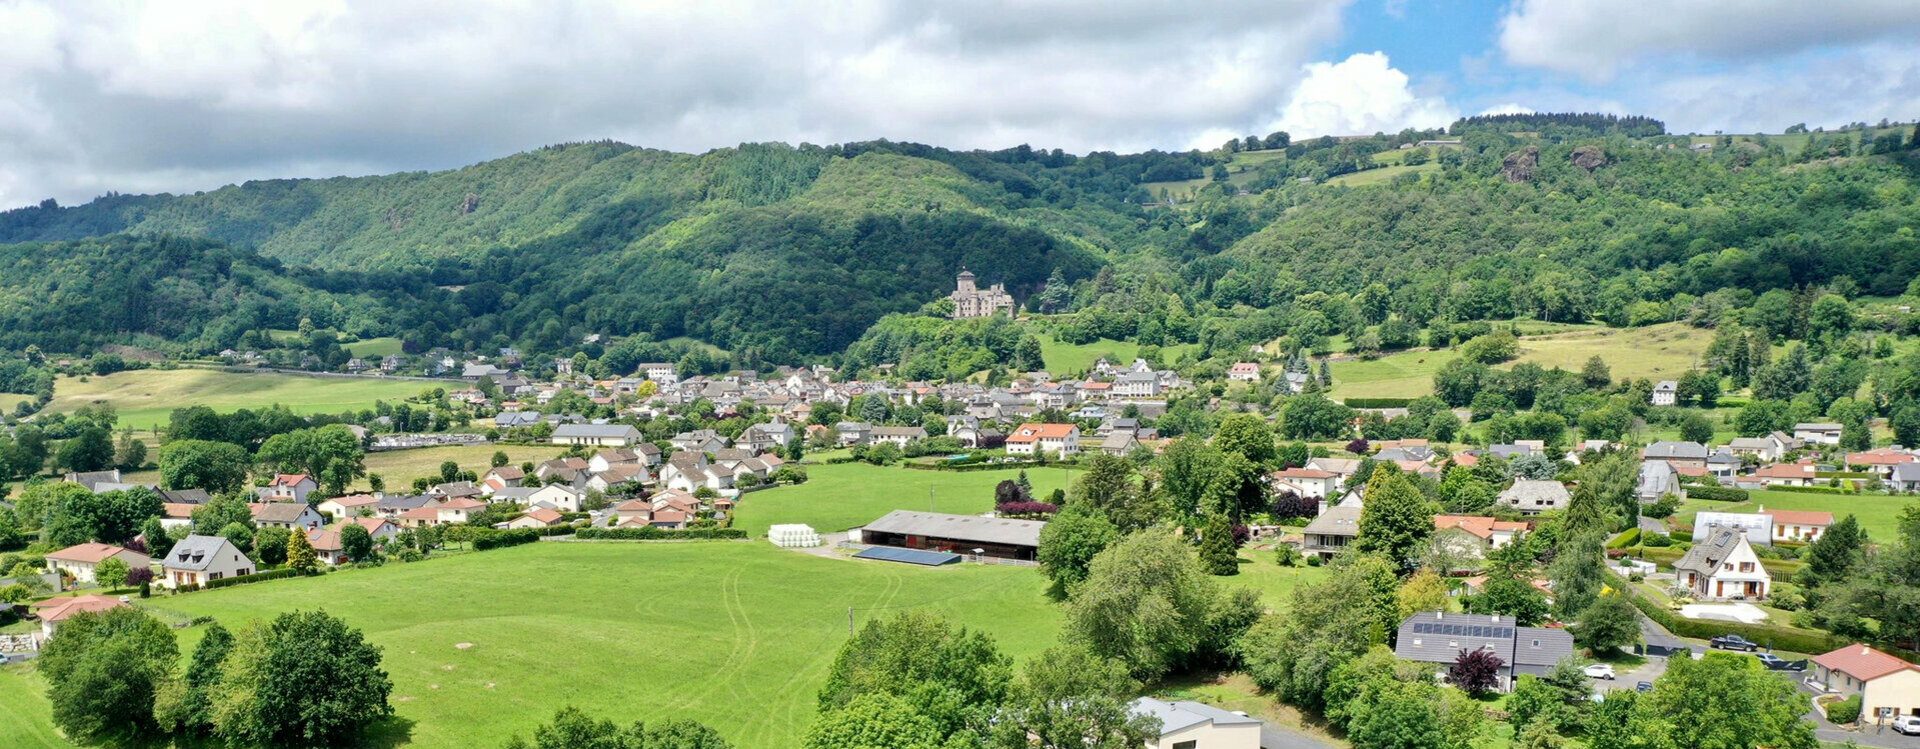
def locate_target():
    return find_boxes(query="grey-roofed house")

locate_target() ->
[158,488,212,505]
[494,410,542,428]
[1893,462,1920,493]
[64,470,123,492]
[1496,479,1570,515]
[1643,441,1710,468]
[1393,612,1574,692]
[1636,460,1687,503]
[1487,443,1537,460]
[550,423,642,447]
[375,494,432,518]
[161,534,255,590]
[857,510,1046,561]
[1127,697,1261,749]
[1302,505,1361,559]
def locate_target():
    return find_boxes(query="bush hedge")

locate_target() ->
[472,528,541,551]
[1828,695,1863,725]
[1765,485,1853,495]
[1606,529,1642,549]
[532,525,578,537]
[1685,486,1750,502]
[1341,397,1415,409]
[574,527,748,541]
[1632,546,1803,577]
[202,568,311,591]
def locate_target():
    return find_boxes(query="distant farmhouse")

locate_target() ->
[948,268,1015,319]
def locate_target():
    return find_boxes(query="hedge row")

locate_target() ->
[203,568,313,591]
[902,460,1061,473]
[1765,485,1856,495]
[1606,529,1642,549]
[473,528,541,550]
[1630,545,1804,577]
[1614,573,1848,655]
[1685,486,1749,502]
[1341,397,1415,409]
[532,525,578,537]
[575,527,748,541]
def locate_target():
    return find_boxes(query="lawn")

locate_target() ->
[1328,322,1713,401]
[0,666,64,748]
[1221,545,1329,606]
[733,462,1077,537]
[44,370,437,431]
[1036,335,1198,376]
[1329,348,1462,400]
[0,542,1065,749]
[1675,490,1919,542]
[1325,163,1439,187]
[346,337,405,358]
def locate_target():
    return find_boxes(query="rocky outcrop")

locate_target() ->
[460,193,480,215]
[1502,146,1540,183]
[1571,145,1607,171]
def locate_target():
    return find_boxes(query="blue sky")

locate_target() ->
[1,0,1917,209]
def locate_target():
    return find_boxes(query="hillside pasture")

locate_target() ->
[345,337,406,358]
[44,369,438,430]
[1324,163,1439,187]
[1036,335,1197,377]
[1328,322,1712,401]
[732,461,1075,538]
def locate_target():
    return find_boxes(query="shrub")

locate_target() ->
[471,528,540,551]
[398,549,423,563]
[574,527,748,541]
[1341,398,1415,409]
[1686,486,1750,502]
[1306,554,1323,567]
[1670,529,1693,542]
[1606,529,1642,549]
[202,568,309,590]
[1642,534,1673,548]
[1828,695,1863,725]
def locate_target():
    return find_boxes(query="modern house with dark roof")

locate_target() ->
[161,535,255,590]
[1127,697,1261,749]
[1301,505,1361,559]
[1392,612,1574,692]
[856,510,1046,561]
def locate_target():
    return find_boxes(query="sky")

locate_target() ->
[2,0,1919,210]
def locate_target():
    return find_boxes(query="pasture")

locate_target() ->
[43,369,439,430]
[120,443,571,493]
[732,461,1077,538]
[1328,322,1712,401]
[1036,335,1198,377]
[1324,163,1439,187]
[1675,489,1919,543]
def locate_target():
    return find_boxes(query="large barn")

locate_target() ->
[856,510,1046,561]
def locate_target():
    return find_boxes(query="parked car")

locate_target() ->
[1584,663,1616,680]
[1894,715,1920,735]
[1753,653,1786,667]
[1711,634,1759,651]
[1636,681,1654,693]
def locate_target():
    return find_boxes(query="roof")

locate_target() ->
[1796,422,1843,431]
[1847,449,1917,466]
[862,510,1047,548]
[1392,612,1573,669]
[1499,479,1569,504]
[1006,423,1077,443]
[1674,527,1750,576]
[157,488,211,504]
[1303,506,1362,537]
[348,517,395,533]
[397,506,441,520]
[1754,463,1816,479]
[1128,698,1260,738]
[250,502,314,523]
[553,423,641,439]
[1644,441,1710,460]
[1273,467,1336,479]
[518,508,564,525]
[325,494,381,507]
[165,535,247,571]
[270,473,314,487]
[1433,515,1529,540]
[46,542,142,564]
[31,594,129,624]
[1814,644,1919,682]
[306,529,343,552]
[1760,508,1833,526]
[440,497,488,510]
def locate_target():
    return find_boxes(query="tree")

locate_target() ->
[1355,469,1434,572]
[57,427,116,473]
[43,485,162,547]
[1037,503,1119,591]
[211,611,394,746]
[1066,529,1238,679]
[1198,512,1239,576]
[286,528,318,572]
[505,707,734,749]
[1581,356,1612,390]
[220,522,255,553]
[1349,684,1447,749]
[1464,577,1550,627]
[1450,648,1506,697]
[254,525,291,566]
[341,523,375,562]
[1639,653,1817,749]
[255,424,366,496]
[1395,569,1451,622]
[192,493,254,536]
[117,432,147,470]
[1801,514,1864,586]
[156,621,235,736]
[95,556,130,589]
[1572,594,1641,654]
[39,607,178,742]
[1678,412,1714,445]
[1213,413,1277,466]
[818,610,1010,742]
[1011,335,1045,372]
[1549,530,1606,620]
[990,642,1159,749]
[0,507,25,551]
[1155,437,1221,518]
[1238,555,1399,709]
[1280,391,1354,440]
[805,693,942,749]
[1068,453,1158,531]
[492,450,510,468]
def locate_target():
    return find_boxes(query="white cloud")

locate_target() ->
[1632,44,1920,134]
[1477,103,1534,116]
[1498,0,1920,82]
[1269,52,1458,137]
[0,0,1357,209]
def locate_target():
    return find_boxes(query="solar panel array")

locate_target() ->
[1409,622,1514,639]
[852,546,961,566]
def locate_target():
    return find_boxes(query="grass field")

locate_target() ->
[44,370,437,430]
[1037,335,1198,376]
[0,542,1065,748]
[1329,322,1712,400]
[1325,162,1439,187]
[0,666,63,748]
[1675,490,1920,542]
[0,392,31,414]
[346,337,405,358]
[117,443,569,492]
[733,462,1077,537]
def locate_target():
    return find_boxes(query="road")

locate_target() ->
[1259,722,1333,749]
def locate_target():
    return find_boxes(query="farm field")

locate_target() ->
[1036,335,1197,376]
[0,392,30,414]
[733,461,1077,538]
[1325,162,1438,187]
[0,542,1066,748]
[345,337,406,358]
[118,443,567,492]
[1328,322,1712,401]
[0,666,63,748]
[1674,489,1919,542]
[43,369,439,430]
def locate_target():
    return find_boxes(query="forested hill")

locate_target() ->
[1,118,1917,365]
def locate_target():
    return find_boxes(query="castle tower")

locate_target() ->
[956,267,977,295]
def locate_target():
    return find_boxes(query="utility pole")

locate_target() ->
[847,607,855,635]
[929,487,935,512]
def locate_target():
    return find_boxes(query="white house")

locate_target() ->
[551,423,643,448]
[1128,698,1261,749]
[1496,479,1570,515]
[1759,508,1833,543]
[1005,423,1080,457]
[316,494,381,521]
[257,473,318,504]
[1269,468,1339,500]
[527,484,585,513]
[1113,372,1160,399]
[162,535,256,590]
[1674,527,1771,601]
[1795,422,1844,446]
[870,426,928,448]
[1810,645,1920,722]
[1651,380,1678,406]
[45,543,150,585]
[1227,362,1261,382]
[250,502,325,532]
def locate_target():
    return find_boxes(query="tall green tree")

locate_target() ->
[1154,437,1221,518]
[989,643,1160,749]
[1212,412,1278,466]
[158,439,252,494]
[818,610,1010,743]
[1037,503,1120,592]
[1198,512,1240,576]
[1355,469,1434,572]
[39,607,179,742]
[1549,530,1607,621]
[1238,554,1399,709]
[1066,529,1250,679]
[255,424,366,496]
[1801,514,1864,587]
[155,621,235,736]
[1067,453,1160,531]
[1638,653,1816,749]
[57,427,116,473]
[210,611,394,746]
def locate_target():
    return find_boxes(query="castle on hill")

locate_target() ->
[948,268,1015,319]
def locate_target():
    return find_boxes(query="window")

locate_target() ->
[1173,742,1197,749]
[1739,562,1755,573]
[1412,638,1422,646]
[1532,640,1541,647]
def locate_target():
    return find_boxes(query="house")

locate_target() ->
[1433,515,1529,550]
[1694,511,1774,546]
[660,452,734,493]
[1636,460,1687,503]
[1005,423,1080,457]
[587,465,651,494]
[1301,505,1361,559]
[1393,612,1575,692]
[305,529,349,566]
[160,503,197,530]
[526,485,584,513]
[870,426,928,448]
[1846,447,1918,478]
[1728,432,1795,462]
[1760,508,1833,543]
[1113,371,1160,399]
[1893,462,1920,493]
[1674,527,1770,601]
[316,494,381,521]
[1306,457,1361,488]
[1810,645,1920,721]
[429,481,486,501]
[834,421,873,446]
[1642,441,1710,469]
[63,469,123,492]
[1097,430,1139,457]
[161,535,255,589]
[551,423,642,448]
[1496,480,1570,515]
[375,494,432,519]
[257,473,318,504]
[1227,362,1262,382]
[395,505,443,528]
[1706,448,1742,480]
[157,488,211,505]
[1796,422,1844,446]
[250,502,325,532]
[670,429,730,454]
[1270,467,1339,500]
[30,594,130,639]
[345,516,400,540]
[739,422,796,454]
[1752,461,1818,487]
[436,497,489,524]
[506,507,567,529]
[482,465,527,493]
[45,543,150,585]
[1651,380,1678,406]
[856,510,1046,561]
[1128,697,1261,749]
[494,410,542,429]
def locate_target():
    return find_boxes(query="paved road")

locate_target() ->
[1259,722,1334,749]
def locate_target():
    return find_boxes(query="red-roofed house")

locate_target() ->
[1759,508,1834,543]
[317,494,381,521]
[1432,515,1530,549]
[45,543,149,585]
[1006,423,1080,457]
[1228,362,1261,382]
[1847,448,1919,478]
[30,594,129,638]
[1752,462,1817,487]
[396,505,442,528]
[507,508,566,529]
[259,473,318,503]
[306,529,348,566]
[346,516,400,540]
[437,497,488,525]
[1811,644,1920,720]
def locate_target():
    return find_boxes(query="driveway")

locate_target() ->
[1258,721,1334,749]
[1800,682,1920,748]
